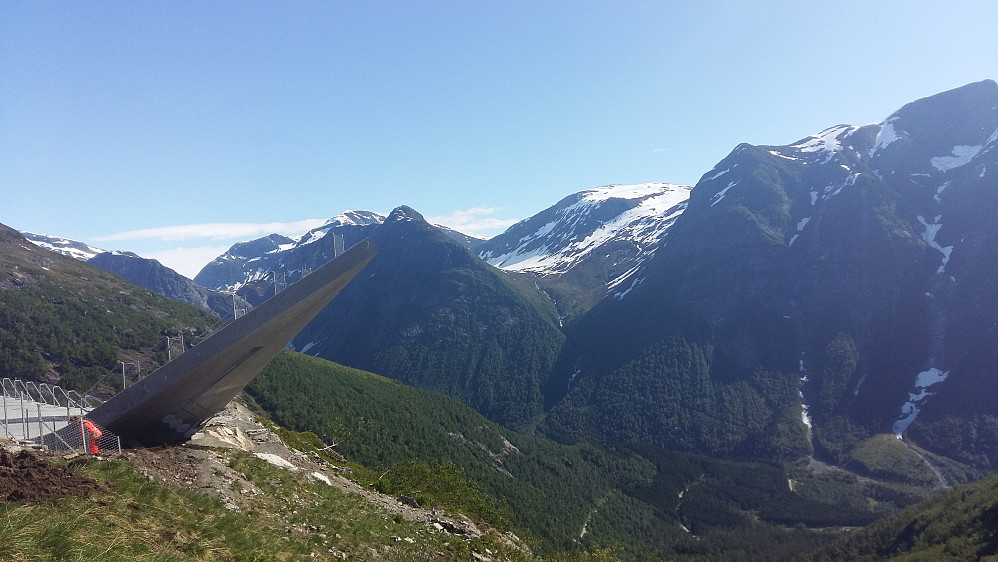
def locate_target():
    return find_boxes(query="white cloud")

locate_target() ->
[142,245,235,280]
[427,207,519,237]
[97,219,330,243]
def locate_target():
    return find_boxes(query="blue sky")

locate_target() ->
[3,1,997,277]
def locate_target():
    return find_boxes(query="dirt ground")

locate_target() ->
[0,446,102,504]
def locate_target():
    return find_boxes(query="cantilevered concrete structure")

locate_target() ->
[86,238,378,446]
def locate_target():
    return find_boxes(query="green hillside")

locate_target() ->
[289,207,566,431]
[248,351,938,560]
[811,470,998,561]
[0,224,215,392]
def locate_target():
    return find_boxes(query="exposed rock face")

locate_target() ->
[89,251,232,316]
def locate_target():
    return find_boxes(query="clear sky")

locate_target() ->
[3,1,997,278]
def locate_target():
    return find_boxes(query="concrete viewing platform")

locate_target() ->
[1,396,90,442]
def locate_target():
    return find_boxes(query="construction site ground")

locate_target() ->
[0,399,492,543]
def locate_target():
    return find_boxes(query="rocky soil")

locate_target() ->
[1,397,487,540]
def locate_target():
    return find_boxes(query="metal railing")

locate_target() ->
[1,377,118,455]
[2,377,102,411]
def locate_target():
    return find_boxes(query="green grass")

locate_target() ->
[0,459,294,561]
[848,434,939,487]
[0,455,534,561]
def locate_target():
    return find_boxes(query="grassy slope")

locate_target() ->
[0,454,530,561]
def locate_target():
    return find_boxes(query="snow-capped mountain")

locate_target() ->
[475,183,690,321]
[479,183,690,276]
[547,80,998,469]
[20,232,106,261]
[193,211,385,293]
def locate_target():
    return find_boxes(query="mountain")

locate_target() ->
[174,80,997,476]
[287,206,566,429]
[0,222,214,391]
[435,224,488,251]
[480,183,690,276]
[1,214,982,560]
[87,251,246,320]
[193,210,385,294]
[477,182,690,321]
[193,210,486,299]
[544,80,998,471]
[20,231,243,319]
[20,231,106,261]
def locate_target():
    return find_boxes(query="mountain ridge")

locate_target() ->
[545,79,998,471]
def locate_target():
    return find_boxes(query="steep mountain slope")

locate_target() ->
[288,206,566,429]
[0,223,213,390]
[546,80,998,469]
[436,224,488,251]
[87,251,246,319]
[478,183,690,321]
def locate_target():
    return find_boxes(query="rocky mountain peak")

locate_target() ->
[384,205,428,225]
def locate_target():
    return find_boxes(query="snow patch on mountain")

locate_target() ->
[799,358,812,431]
[820,171,860,202]
[481,183,690,276]
[709,181,738,207]
[917,215,953,273]
[20,232,107,261]
[705,168,731,181]
[330,210,386,227]
[768,150,798,161]
[892,367,950,438]
[870,116,902,156]
[792,124,860,156]
[788,216,811,247]
[933,180,952,203]
[611,268,644,300]
[931,144,984,172]
[295,211,386,248]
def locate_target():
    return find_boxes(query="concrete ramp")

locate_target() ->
[87,238,378,446]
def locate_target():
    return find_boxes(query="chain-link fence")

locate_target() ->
[2,377,119,455]
[45,416,120,455]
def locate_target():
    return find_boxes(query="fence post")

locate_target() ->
[37,404,43,444]
[79,417,87,456]
[2,391,8,439]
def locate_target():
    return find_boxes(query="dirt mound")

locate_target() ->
[0,448,102,504]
